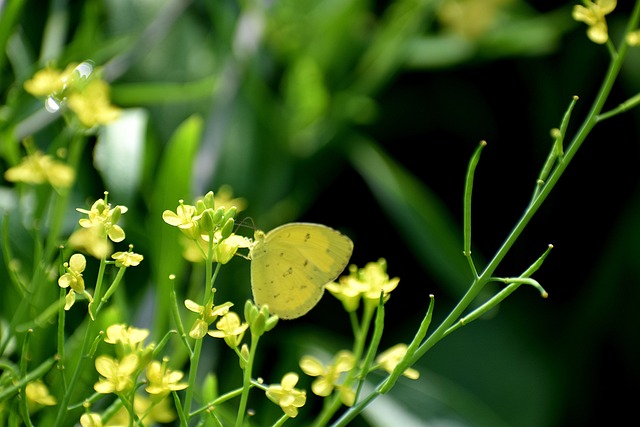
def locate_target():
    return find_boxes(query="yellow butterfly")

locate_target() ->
[249,223,354,319]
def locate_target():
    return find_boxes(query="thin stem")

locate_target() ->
[463,140,486,277]
[52,318,97,426]
[333,7,640,423]
[89,255,108,320]
[313,303,377,427]
[56,286,67,393]
[0,358,56,404]
[183,261,221,420]
[598,92,640,121]
[334,296,435,426]
[235,334,259,427]
[354,299,385,401]
[170,279,193,357]
[412,3,635,359]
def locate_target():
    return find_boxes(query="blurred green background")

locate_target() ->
[1,0,640,426]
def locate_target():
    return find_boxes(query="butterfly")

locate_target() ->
[249,223,354,319]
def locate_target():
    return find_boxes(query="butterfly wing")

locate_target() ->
[250,223,353,319]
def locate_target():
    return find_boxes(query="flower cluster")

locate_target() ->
[23,61,120,127]
[162,191,250,263]
[375,344,420,380]
[300,350,356,406]
[145,358,189,398]
[207,311,249,348]
[67,193,141,259]
[185,298,234,339]
[77,196,128,243]
[4,149,75,189]
[25,380,57,413]
[326,258,399,313]
[437,0,512,39]
[87,323,185,425]
[265,373,307,418]
[58,196,143,322]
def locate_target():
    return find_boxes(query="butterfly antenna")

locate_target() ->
[236,217,257,233]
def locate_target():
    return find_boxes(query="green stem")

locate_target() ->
[0,358,56,404]
[463,141,486,277]
[89,255,108,320]
[411,0,640,363]
[314,303,377,427]
[98,265,127,309]
[378,294,434,394]
[56,287,67,393]
[189,387,245,417]
[51,318,97,426]
[332,5,640,424]
[354,299,385,401]
[597,91,640,121]
[273,413,290,427]
[334,296,434,426]
[170,281,193,357]
[235,334,259,427]
[184,261,221,420]
[18,330,34,427]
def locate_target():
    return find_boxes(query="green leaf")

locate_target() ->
[147,114,203,340]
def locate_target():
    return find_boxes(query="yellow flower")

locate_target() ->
[24,62,119,127]
[265,373,306,418]
[23,63,77,97]
[162,201,201,239]
[207,312,248,348]
[94,354,139,394]
[327,259,399,312]
[58,253,92,311]
[325,271,368,312]
[4,151,75,188]
[375,344,420,380]
[104,324,150,353]
[212,233,251,264]
[58,253,86,293]
[25,380,57,412]
[77,197,128,243]
[185,299,233,339]
[111,251,144,268]
[106,394,176,426]
[145,359,188,397]
[300,350,355,406]
[68,227,113,259]
[572,0,617,44]
[438,0,512,39]
[181,232,250,264]
[627,30,640,46]
[80,413,103,427]
[67,79,121,127]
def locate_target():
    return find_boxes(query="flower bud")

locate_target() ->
[202,191,215,209]
[220,218,234,239]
